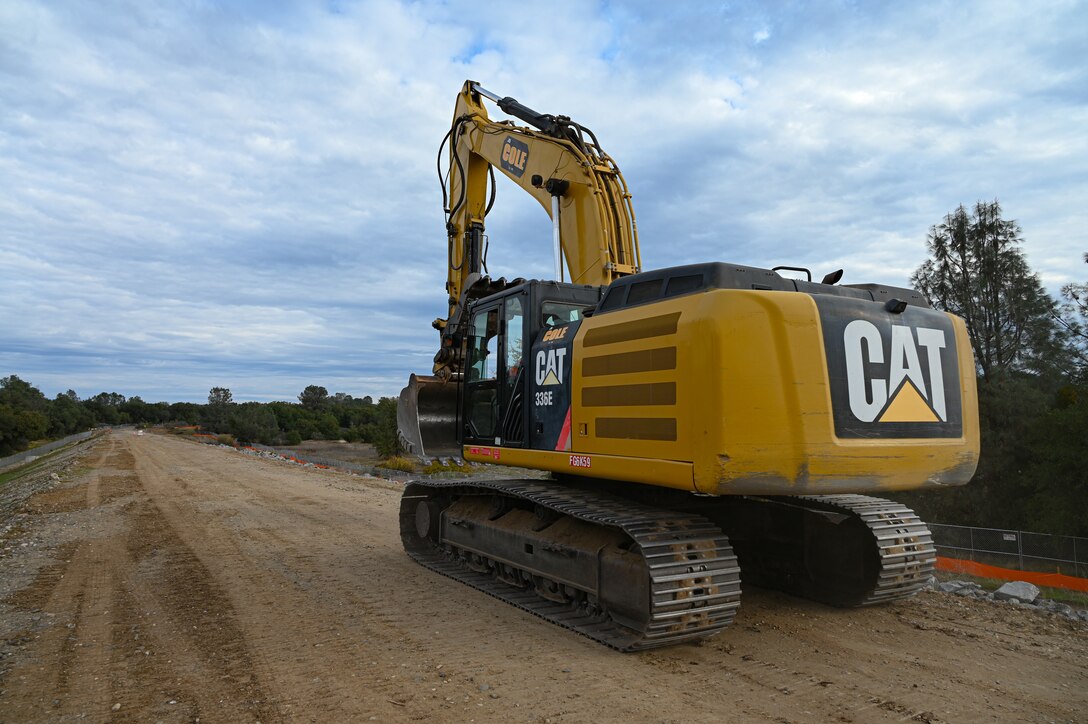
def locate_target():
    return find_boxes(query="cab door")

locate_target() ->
[463,293,526,446]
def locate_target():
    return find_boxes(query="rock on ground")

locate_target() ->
[994,581,1041,604]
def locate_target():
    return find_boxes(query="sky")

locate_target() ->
[2,0,1086,403]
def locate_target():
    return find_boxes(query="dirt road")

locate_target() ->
[1,432,1085,723]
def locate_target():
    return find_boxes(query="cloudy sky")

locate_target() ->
[2,0,1086,403]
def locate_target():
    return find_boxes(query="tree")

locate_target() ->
[49,392,94,436]
[911,201,1069,381]
[0,405,49,456]
[228,402,279,445]
[83,392,127,425]
[1057,252,1088,379]
[207,387,233,406]
[298,385,329,411]
[0,375,49,413]
[1016,386,1088,536]
[204,387,234,432]
[168,402,202,425]
[370,397,402,457]
[897,206,1086,535]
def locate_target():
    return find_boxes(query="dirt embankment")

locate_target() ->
[1,431,1085,723]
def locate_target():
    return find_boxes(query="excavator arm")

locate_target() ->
[399,81,642,457]
[434,81,641,377]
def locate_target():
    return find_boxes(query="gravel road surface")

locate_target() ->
[1,431,1084,723]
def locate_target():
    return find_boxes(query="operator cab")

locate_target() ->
[461,281,600,449]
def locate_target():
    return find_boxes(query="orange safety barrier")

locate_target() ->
[936,556,1088,593]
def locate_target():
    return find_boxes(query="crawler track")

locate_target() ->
[400,479,742,651]
[706,493,936,608]
[798,494,937,605]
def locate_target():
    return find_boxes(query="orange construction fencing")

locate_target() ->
[936,556,1088,593]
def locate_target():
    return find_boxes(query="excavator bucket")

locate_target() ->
[396,374,461,458]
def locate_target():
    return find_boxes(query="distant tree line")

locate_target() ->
[0,377,401,457]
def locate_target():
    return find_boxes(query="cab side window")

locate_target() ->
[468,309,498,382]
[465,308,499,440]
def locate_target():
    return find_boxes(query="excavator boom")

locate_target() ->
[403,81,642,456]
[439,81,640,370]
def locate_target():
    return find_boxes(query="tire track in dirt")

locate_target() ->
[130,435,526,721]
[1,433,276,722]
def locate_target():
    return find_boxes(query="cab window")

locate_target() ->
[468,309,498,382]
[541,302,583,328]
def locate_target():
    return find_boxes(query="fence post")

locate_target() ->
[1017,531,1024,571]
[968,527,974,561]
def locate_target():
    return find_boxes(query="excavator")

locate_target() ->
[396,81,980,650]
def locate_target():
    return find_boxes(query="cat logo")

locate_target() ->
[816,297,962,439]
[500,137,529,178]
[843,320,948,423]
[535,347,566,386]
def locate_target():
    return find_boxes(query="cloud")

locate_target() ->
[1,0,1086,402]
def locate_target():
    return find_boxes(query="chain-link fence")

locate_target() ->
[0,430,98,472]
[930,523,1087,579]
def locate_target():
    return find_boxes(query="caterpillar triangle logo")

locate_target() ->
[843,320,948,423]
[535,348,566,386]
[877,379,940,423]
[817,296,963,439]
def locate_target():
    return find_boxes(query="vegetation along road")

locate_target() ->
[1,431,1085,722]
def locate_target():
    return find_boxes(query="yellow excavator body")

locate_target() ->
[462,286,979,495]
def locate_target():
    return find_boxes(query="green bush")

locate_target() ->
[216,434,237,447]
[371,398,402,457]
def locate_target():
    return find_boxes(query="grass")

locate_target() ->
[378,456,417,473]
[935,570,1088,608]
[0,458,50,488]
[0,432,102,489]
[0,445,73,488]
[423,459,474,474]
